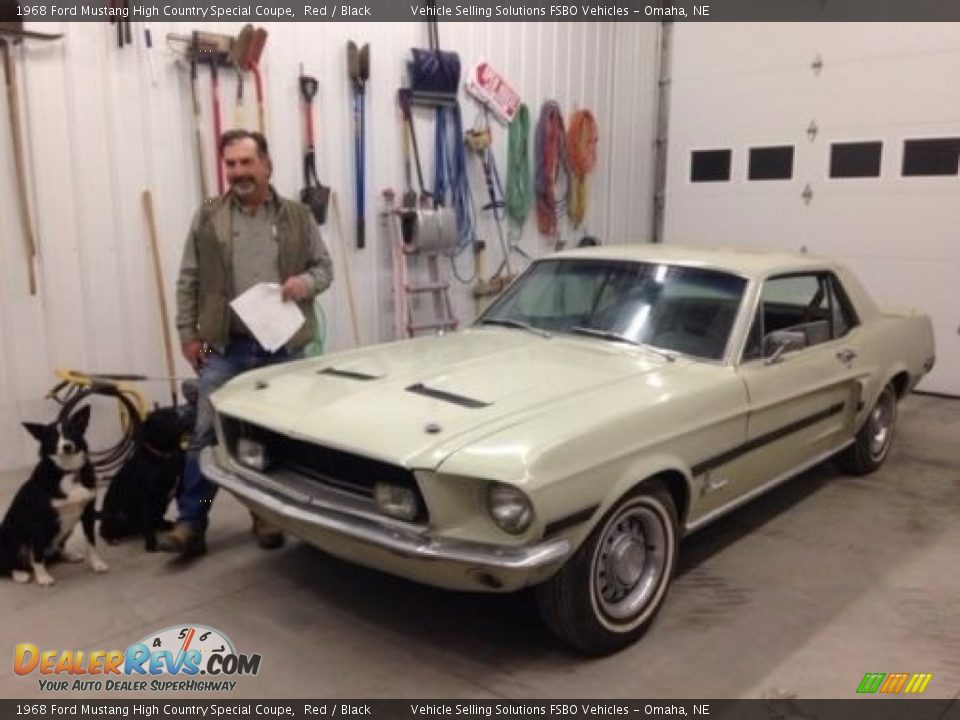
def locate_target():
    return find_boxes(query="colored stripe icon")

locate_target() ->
[857,672,933,694]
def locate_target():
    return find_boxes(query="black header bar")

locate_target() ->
[5,0,960,23]
[0,700,958,720]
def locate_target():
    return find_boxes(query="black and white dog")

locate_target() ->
[100,407,185,551]
[0,406,109,585]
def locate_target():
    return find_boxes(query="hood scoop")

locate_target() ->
[405,382,491,409]
[318,367,381,381]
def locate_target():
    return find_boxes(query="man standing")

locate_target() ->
[159,130,333,556]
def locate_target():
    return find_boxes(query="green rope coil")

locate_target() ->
[505,104,532,225]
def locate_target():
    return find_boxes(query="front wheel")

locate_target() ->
[535,482,678,656]
[836,382,898,475]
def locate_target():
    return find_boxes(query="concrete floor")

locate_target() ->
[0,394,958,700]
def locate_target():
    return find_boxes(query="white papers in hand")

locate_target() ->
[229,283,305,353]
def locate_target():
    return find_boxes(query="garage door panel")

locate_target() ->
[672,24,821,78]
[665,194,803,250]
[812,55,960,127]
[674,23,960,77]
[671,75,813,139]
[805,191,960,260]
[803,23,960,62]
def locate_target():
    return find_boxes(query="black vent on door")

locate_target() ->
[902,138,960,177]
[691,149,732,182]
[748,146,794,180]
[830,141,882,178]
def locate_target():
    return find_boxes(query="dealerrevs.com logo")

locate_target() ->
[14,625,261,692]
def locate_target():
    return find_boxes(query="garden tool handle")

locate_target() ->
[2,40,38,294]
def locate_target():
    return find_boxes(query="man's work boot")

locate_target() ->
[156,522,206,557]
[251,513,285,550]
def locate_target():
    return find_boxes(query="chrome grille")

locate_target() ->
[220,416,427,521]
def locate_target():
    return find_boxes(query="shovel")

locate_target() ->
[247,28,268,133]
[1,38,37,294]
[188,59,209,199]
[209,61,224,194]
[299,68,330,225]
[347,41,370,249]
[229,25,253,127]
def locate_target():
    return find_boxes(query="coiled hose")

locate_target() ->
[567,109,598,228]
[434,103,476,256]
[49,376,144,482]
[505,103,532,225]
[534,100,570,238]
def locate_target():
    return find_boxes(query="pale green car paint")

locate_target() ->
[206,245,935,593]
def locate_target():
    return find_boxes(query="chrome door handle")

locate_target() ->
[836,349,858,364]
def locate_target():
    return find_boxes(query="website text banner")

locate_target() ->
[1,700,959,720]
[6,0,960,23]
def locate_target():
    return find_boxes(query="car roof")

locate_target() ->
[550,243,837,279]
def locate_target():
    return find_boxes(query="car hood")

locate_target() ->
[211,328,682,470]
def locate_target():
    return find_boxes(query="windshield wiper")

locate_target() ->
[638,344,676,363]
[570,327,675,362]
[571,326,639,345]
[478,318,552,338]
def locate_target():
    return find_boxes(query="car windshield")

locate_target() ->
[477,258,748,360]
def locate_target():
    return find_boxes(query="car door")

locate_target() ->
[735,272,863,491]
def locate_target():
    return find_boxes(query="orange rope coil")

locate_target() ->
[567,109,598,229]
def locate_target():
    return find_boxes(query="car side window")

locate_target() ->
[744,273,849,361]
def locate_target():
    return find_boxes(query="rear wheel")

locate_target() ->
[535,482,678,656]
[837,382,897,475]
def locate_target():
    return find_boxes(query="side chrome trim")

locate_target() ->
[201,448,570,571]
[684,440,853,534]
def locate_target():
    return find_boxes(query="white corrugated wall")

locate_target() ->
[0,21,659,470]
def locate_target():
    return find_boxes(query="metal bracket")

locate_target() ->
[811,53,824,76]
[801,184,814,205]
[807,120,819,141]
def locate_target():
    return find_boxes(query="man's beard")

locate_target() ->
[231,178,257,194]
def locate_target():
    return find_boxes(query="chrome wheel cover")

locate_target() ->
[592,502,668,625]
[868,387,896,462]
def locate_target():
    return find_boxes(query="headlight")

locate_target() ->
[236,437,269,472]
[374,482,419,521]
[486,483,534,535]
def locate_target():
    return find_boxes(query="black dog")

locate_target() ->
[100,407,185,551]
[0,406,109,585]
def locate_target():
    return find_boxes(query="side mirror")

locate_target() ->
[764,330,807,365]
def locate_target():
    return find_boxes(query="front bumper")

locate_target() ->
[201,447,571,592]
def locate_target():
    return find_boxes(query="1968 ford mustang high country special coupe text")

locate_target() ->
[201,245,935,655]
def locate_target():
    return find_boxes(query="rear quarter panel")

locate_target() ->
[854,310,935,409]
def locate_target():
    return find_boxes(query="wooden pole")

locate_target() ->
[2,40,37,295]
[331,191,362,348]
[142,190,179,406]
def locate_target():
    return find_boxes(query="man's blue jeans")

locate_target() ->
[178,336,303,531]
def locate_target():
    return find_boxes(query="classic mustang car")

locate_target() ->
[201,245,935,655]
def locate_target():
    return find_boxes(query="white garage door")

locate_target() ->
[664,23,960,396]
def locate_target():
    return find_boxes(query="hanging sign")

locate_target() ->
[465,60,521,124]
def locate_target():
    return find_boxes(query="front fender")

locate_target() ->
[537,453,695,557]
